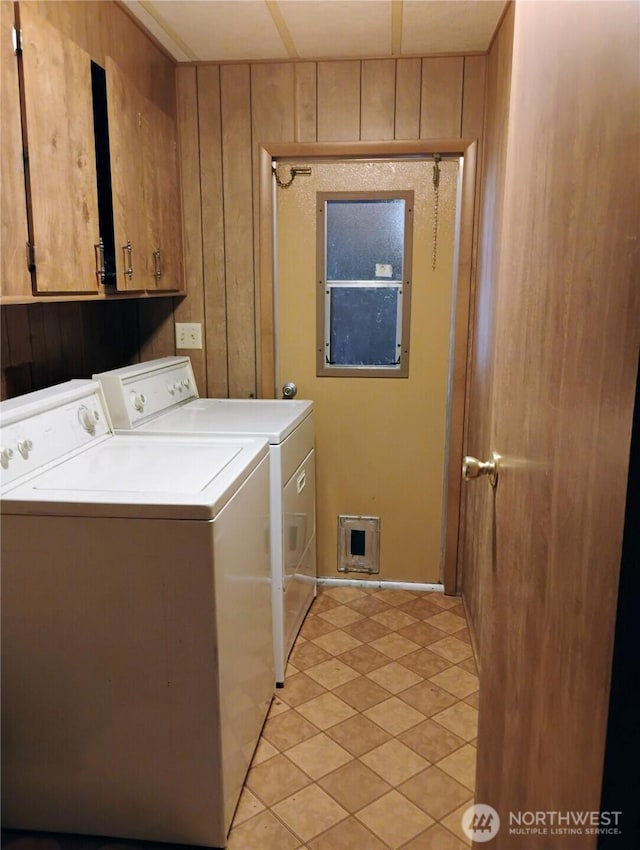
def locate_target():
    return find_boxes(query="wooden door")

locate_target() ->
[466,2,640,845]
[105,56,147,291]
[1,1,31,299]
[276,159,459,585]
[18,4,100,294]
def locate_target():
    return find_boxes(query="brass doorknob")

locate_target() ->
[463,453,500,487]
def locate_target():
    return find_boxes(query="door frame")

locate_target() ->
[258,140,478,594]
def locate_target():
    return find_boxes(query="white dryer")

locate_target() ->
[94,356,316,685]
[0,380,273,847]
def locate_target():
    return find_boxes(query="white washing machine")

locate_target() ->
[94,356,316,685]
[0,380,273,847]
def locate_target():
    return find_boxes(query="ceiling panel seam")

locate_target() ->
[266,0,299,58]
[392,0,403,55]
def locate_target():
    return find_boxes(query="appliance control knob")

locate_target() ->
[182,378,190,390]
[78,406,97,435]
[17,438,34,458]
[167,383,175,395]
[1,447,14,468]
[131,392,146,412]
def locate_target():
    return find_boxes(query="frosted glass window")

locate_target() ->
[317,191,413,378]
[326,200,405,282]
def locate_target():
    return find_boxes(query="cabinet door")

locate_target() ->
[19,4,100,294]
[105,56,147,291]
[143,100,184,291]
[1,1,31,298]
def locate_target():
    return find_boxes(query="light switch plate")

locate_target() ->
[175,322,202,350]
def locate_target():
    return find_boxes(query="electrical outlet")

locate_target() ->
[175,322,203,350]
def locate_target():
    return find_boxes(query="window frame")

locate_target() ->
[316,190,414,378]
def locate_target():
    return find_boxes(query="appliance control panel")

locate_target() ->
[0,381,111,488]
[94,356,199,429]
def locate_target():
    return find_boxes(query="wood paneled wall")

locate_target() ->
[1,298,176,399]
[0,1,178,399]
[175,54,487,398]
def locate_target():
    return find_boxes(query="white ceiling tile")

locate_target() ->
[279,0,392,58]
[402,0,507,54]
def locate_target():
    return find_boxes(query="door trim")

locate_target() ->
[258,140,478,595]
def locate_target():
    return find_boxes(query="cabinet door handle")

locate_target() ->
[122,241,133,280]
[153,248,162,280]
[94,238,105,284]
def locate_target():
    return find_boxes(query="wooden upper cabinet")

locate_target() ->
[1,1,31,299]
[106,57,183,292]
[0,3,182,304]
[105,56,147,291]
[144,100,183,291]
[18,4,100,294]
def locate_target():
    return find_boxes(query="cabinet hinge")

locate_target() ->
[26,241,35,271]
[12,26,22,55]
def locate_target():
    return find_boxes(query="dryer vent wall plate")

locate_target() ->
[337,515,380,574]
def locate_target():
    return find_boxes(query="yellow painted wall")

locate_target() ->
[276,159,459,583]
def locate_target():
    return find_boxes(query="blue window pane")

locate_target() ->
[326,199,405,282]
[329,287,399,366]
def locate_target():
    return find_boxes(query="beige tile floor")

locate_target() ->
[227,585,477,850]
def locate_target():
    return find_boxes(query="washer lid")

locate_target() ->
[1,434,269,520]
[138,398,314,444]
